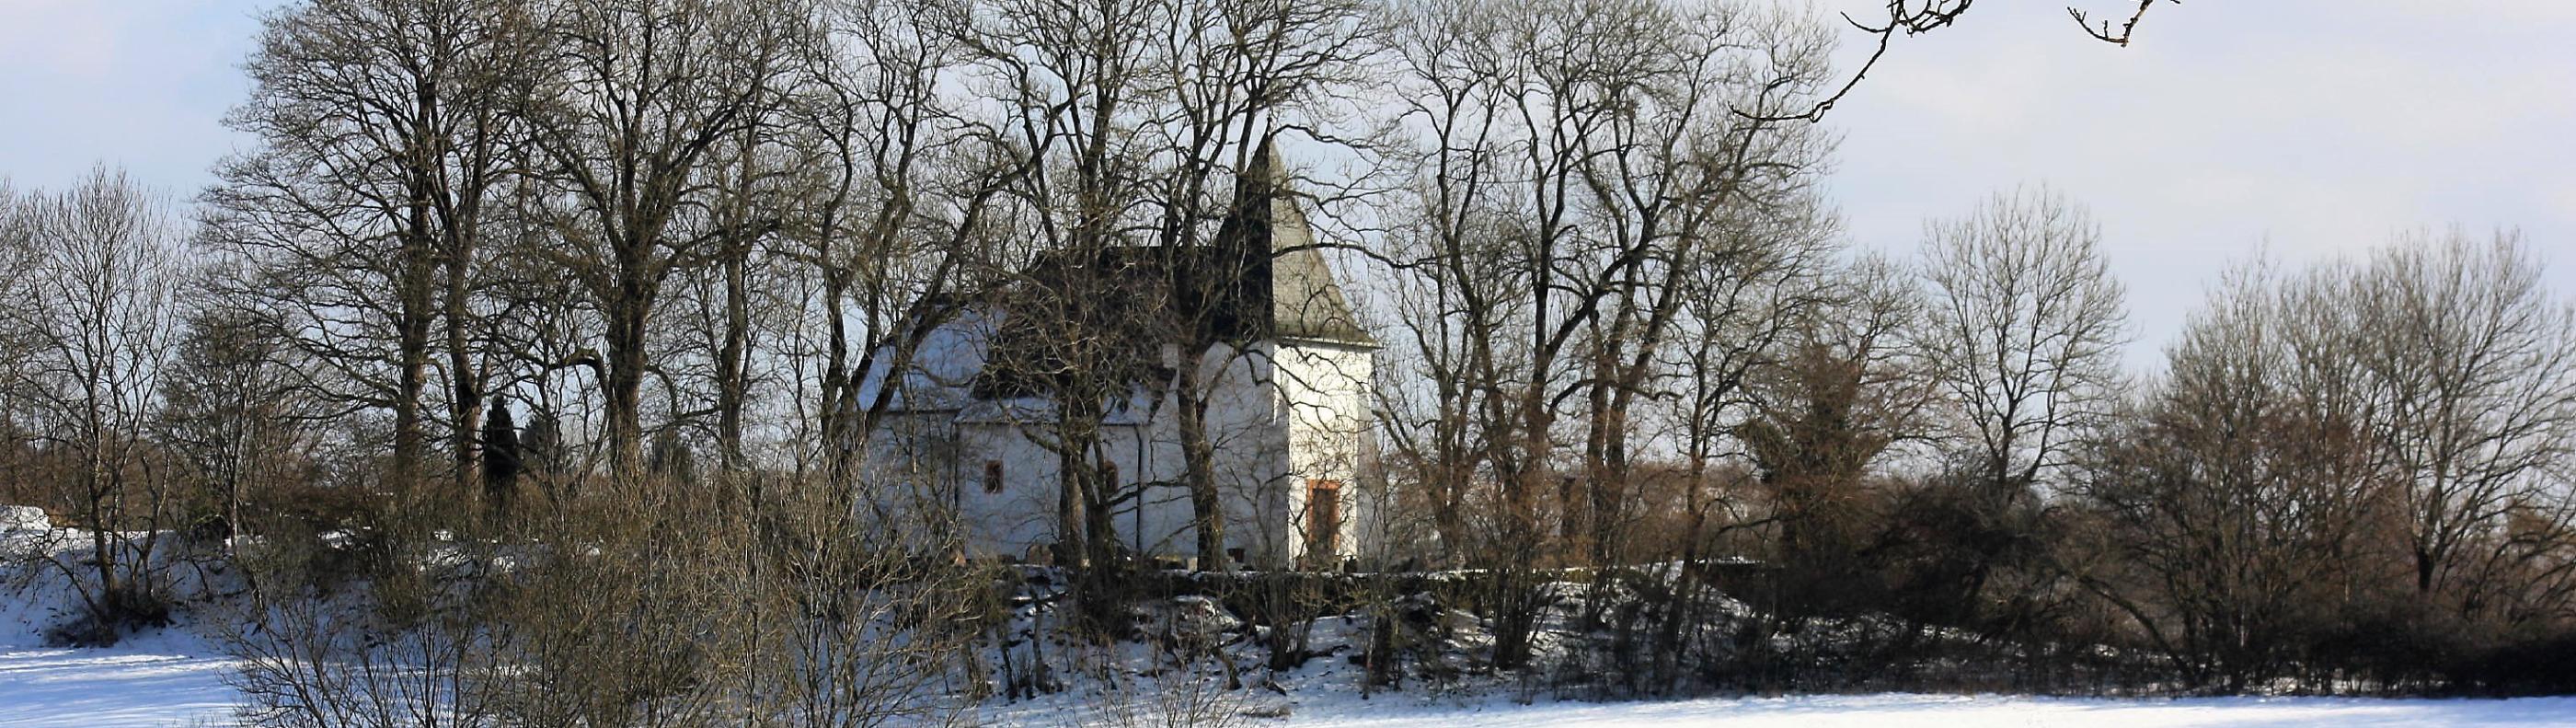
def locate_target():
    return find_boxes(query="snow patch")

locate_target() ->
[0,506,46,533]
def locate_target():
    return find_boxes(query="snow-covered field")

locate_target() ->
[1289,693,2576,727]
[0,635,238,728]
[2,518,2571,727]
[0,512,243,728]
[8,644,2570,728]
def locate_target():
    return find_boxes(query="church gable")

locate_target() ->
[1218,141,1376,348]
[858,142,1379,568]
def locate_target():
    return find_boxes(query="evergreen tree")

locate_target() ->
[481,396,521,525]
[520,409,562,478]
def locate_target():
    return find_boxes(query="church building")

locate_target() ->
[857,144,1379,570]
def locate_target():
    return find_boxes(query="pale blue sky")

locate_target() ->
[2,0,2569,371]
[1822,1,2576,371]
[0,1,264,198]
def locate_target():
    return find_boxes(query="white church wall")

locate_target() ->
[1111,341,1293,567]
[949,420,1064,560]
[1198,341,1294,567]
[855,309,1377,570]
[870,341,1303,567]
[1272,340,1374,566]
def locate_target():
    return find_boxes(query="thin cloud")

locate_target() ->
[1823,0,2576,369]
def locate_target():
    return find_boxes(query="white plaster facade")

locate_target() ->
[861,336,1373,569]
[855,146,1378,569]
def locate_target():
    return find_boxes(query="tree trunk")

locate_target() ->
[1175,364,1226,570]
[443,183,485,503]
[445,276,480,506]
[393,276,431,498]
[392,200,432,500]
[716,247,750,471]
[604,282,650,482]
[1055,445,1087,567]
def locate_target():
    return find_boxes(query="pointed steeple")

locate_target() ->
[1214,136,1291,267]
[1241,135,1290,208]
[1219,136,1376,348]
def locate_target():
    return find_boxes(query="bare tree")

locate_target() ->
[158,294,317,552]
[1916,186,2127,503]
[2071,263,2386,690]
[1761,0,2175,121]
[517,0,815,481]
[6,166,192,643]
[208,0,543,507]
[788,0,1010,496]
[1140,0,1375,574]
[0,180,34,480]
[2336,231,2576,601]
[948,0,1202,588]
[1375,0,1841,668]
[1737,255,1931,618]
[2065,235,2576,689]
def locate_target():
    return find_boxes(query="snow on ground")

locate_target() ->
[4,639,2576,728]
[0,563,237,727]
[1287,693,2576,728]
[0,534,2570,727]
[0,632,238,728]
[0,516,243,727]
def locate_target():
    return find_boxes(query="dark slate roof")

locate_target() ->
[1219,143,1377,347]
[963,141,1375,401]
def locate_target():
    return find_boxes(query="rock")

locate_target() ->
[0,505,48,532]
